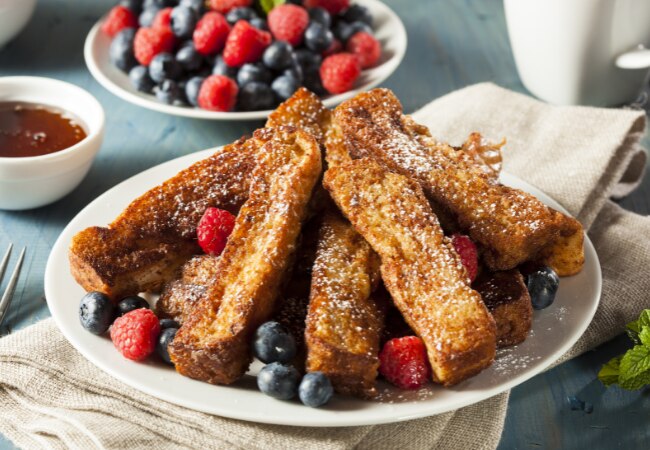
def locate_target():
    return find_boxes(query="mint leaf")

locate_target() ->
[618,345,650,390]
[625,309,650,345]
[639,326,650,347]
[259,0,285,14]
[598,355,622,387]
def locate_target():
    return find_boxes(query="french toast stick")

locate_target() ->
[169,127,322,385]
[69,137,258,300]
[305,209,383,398]
[324,158,497,386]
[334,89,584,274]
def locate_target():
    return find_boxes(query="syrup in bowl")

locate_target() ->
[0,101,88,158]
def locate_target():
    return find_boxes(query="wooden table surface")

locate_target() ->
[1,1,648,448]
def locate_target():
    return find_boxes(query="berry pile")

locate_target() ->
[103,0,382,112]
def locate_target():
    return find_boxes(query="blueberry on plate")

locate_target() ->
[303,68,327,96]
[238,82,277,111]
[159,318,180,330]
[272,74,300,102]
[250,18,268,31]
[295,48,322,72]
[116,295,149,317]
[237,63,273,86]
[170,6,198,40]
[284,61,303,83]
[526,265,560,310]
[308,7,331,28]
[156,327,178,364]
[257,362,300,400]
[139,6,162,27]
[149,52,183,83]
[212,55,238,78]
[185,76,205,106]
[179,0,205,14]
[253,321,297,364]
[129,65,156,93]
[176,43,203,71]
[333,20,372,43]
[342,4,373,27]
[304,22,334,53]
[120,0,144,14]
[299,372,334,407]
[226,7,257,25]
[79,291,115,335]
[155,79,183,105]
[262,41,294,71]
[109,28,137,73]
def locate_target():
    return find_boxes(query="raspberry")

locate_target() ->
[197,75,239,112]
[193,12,230,56]
[223,20,272,67]
[379,336,431,390]
[208,0,253,14]
[304,0,350,15]
[101,5,138,38]
[152,7,173,30]
[134,27,175,66]
[346,32,380,69]
[319,52,360,94]
[110,309,161,361]
[451,234,479,282]
[197,207,236,255]
[268,4,309,47]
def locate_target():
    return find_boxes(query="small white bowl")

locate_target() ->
[0,0,37,49]
[0,77,105,210]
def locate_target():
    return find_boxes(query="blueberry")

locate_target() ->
[212,55,238,78]
[262,41,294,71]
[156,327,178,364]
[567,396,584,411]
[526,266,559,310]
[176,43,203,71]
[298,372,333,407]
[159,318,180,329]
[116,295,149,317]
[237,63,272,86]
[284,61,303,83]
[295,48,322,72]
[226,7,257,25]
[109,28,137,73]
[120,0,144,14]
[237,82,277,111]
[333,20,372,42]
[79,291,114,335]
[170,6,198,39]
[257,362,300,400]
[250,18,268,31]
[304,68,326,96]
[144,0,175,7]
[185,76,205,106]
[253,321,297,364]
[129,65,156,93]
[304,22,334,53]
[149,53,183,83]
[342,4,373,27]
[308,7,331,28]
[155,79,183,104]
[272,74,300,102]
[139,7,162,27]
[179,0,205,14]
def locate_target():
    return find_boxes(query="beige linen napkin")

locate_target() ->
[0,83,647,450]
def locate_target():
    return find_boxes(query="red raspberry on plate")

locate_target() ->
[346,31,380,68]
[379,336,431,390]
[208,0,253,14]
[101,5,138,38]
[223,20,272,67]
[110,308,161,361]
[304,0,350,15]
[197,207,237,255]
[152,7,173,30]
[197,75,239,112]
[319,52,360,94]
[451,233,479,282]
[193,11,231,55]
[134,27,175,66]
[268,4,309,47]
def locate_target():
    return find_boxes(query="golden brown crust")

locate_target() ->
[305,209,383,398]
[169,128,322,385]
[474,270,532,347]
[334,89,583,272]
[324,158,497,386]
[539,216,585,276]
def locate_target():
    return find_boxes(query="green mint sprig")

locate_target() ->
[259,0,285,14]
[599,309,650,389]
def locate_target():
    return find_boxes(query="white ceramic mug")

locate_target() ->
[504,0,650,106]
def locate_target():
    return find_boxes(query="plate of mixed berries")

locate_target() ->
[84,0,407,119]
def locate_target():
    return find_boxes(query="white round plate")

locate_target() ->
[84,0,407,120]
[45,150,601,427]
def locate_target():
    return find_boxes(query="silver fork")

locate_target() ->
[0,244,26,328]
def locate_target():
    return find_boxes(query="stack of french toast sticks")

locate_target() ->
[69,88,585,397]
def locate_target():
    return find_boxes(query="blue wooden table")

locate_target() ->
[1,1,648,448]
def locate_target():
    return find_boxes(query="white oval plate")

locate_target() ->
[84,0,407,120]
[45,149,601,427]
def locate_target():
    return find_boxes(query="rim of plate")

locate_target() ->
[45,150,601,427]
[84,0,407,120]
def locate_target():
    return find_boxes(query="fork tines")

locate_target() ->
[0,244,26,328]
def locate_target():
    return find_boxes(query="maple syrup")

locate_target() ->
[0,102,87,158]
